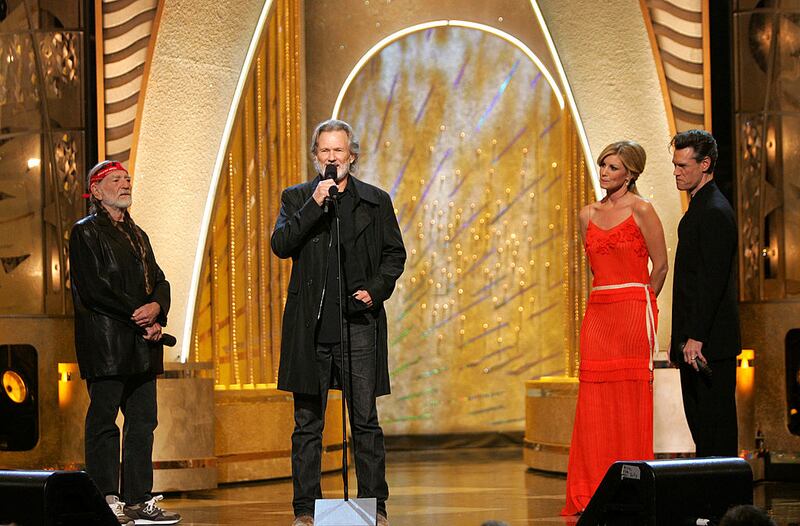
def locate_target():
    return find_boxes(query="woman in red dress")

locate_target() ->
[561,141,668,515]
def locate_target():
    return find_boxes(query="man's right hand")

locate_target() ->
[143,323,163,341]
[313,178,337,206]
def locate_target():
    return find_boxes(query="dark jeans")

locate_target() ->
[679,357,738,457]
[85,373,158,505]
[292,318,389,518]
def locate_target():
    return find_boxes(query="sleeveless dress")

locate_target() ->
[561,214,657,515]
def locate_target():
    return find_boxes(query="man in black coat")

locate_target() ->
[69,161,180,525]
[272,120,406,526]
[669,130,740,457]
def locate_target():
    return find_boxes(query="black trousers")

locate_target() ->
[85,373,158,505]
[679,357,738,457]
[291,318,389,517]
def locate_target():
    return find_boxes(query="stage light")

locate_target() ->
[27,158,41,170]
[2,370,28,404]
[736,349,755,449]
[738,349,755,368]
[0,345,38,451]
[58,362,79,408]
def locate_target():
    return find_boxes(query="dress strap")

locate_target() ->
[591,282,656,371]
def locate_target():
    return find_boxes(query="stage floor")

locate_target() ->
[163,447,800,525]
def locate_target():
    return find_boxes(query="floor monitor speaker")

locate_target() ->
[577,457,753,525]
[0,470,117,526]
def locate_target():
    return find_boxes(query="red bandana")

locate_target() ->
[83,161,128,198]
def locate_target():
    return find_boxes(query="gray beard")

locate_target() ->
[314,159,350,182]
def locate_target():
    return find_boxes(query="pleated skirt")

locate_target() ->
[561,291,656,516]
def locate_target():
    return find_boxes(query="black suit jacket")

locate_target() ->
[670,180,740,363]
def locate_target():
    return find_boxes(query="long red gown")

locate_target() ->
[561,214,657,515]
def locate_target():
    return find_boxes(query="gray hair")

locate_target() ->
[310,119,360,175]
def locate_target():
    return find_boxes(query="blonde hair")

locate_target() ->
[597,140,646,195]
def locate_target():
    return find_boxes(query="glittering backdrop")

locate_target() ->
[338,26,579,434]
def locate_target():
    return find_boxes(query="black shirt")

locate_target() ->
[317,183,369,343]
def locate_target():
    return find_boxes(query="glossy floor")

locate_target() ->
[163,448,800,525]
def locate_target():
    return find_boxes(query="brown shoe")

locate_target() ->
[292,515,314,526]
[377,513,389,526]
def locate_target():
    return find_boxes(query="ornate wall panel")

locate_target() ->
[735,1,800,461]
[337,26,589,434]
[95,0,160,165]
[734,3,800,300]
[0,0,90,316]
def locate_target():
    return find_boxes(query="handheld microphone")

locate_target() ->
[140,329,177,347]
[323,164,338,213]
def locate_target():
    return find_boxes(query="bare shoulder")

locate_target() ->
[630,196,664,238]
[579,202,599,220]
[580,202,598,228]
[631,195,657,219]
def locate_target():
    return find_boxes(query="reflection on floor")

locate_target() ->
[164,447,800,525]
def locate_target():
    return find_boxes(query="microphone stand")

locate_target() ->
[332,190,349,502]
[314,184,377,525]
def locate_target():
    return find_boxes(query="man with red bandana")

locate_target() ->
[69,160,180,525]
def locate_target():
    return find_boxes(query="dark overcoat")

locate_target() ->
[670,180,741,362]
[271,174,406,396]
[69,212,170,379]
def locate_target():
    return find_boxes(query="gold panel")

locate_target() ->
[214,388,345,483]
[337,26,590,434]
[191,0,303,390]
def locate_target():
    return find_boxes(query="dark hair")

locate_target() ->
[719,505,776,526]
[310,119,360,174]
[670,129,718,174]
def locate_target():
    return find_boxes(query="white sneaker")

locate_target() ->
[106,495,135,526]
[124,495,182,524]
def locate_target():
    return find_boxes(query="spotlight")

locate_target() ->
[2,370,28,404]
[0,345,39,451]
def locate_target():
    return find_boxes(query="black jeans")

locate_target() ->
[679,357,738,457]
[85,373,158,505]
[292,318,389,517]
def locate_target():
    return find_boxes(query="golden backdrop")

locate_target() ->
[191,0,303,388]
[187,12,593,438]
[337,26,590,434]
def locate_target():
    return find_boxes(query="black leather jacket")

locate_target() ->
[69,213,170,379]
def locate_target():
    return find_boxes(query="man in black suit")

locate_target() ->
[669,130,740,457]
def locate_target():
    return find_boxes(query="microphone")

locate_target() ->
[140,329,177,347]
[323,163,338,213]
